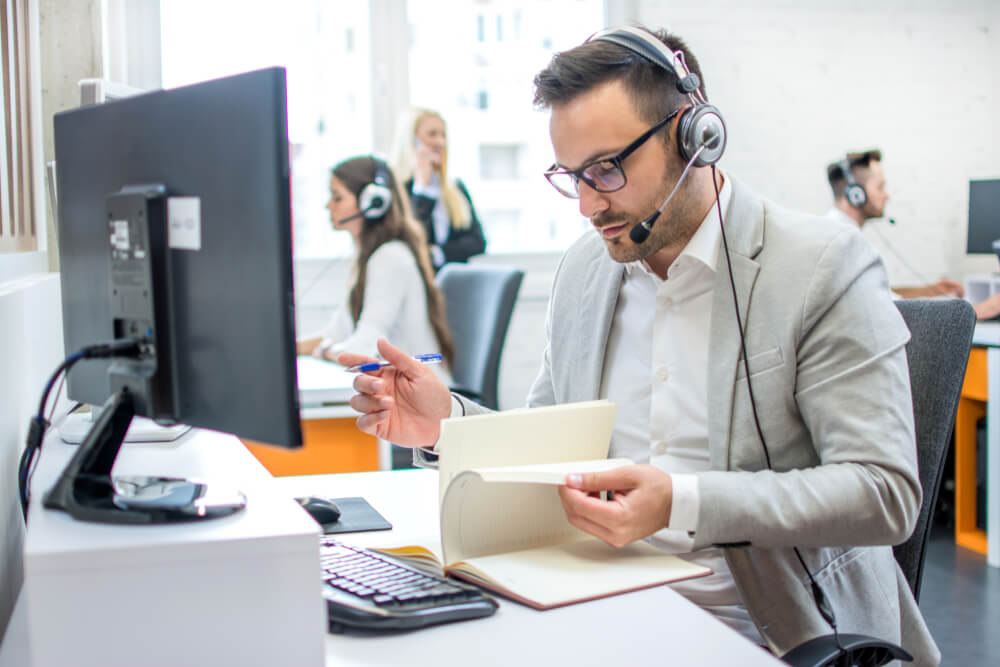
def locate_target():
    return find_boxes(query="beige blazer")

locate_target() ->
[454,177,938,664]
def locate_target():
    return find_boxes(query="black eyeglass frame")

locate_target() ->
[543,107,681,198]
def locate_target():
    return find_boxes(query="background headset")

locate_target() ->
[588,26,727,243]
[591,26,909,664]
[333,156,393,226]
[358,156,393,221]
[838,155,869,208]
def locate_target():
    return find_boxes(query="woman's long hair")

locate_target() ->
[331,156,455,367]
[390,108,471,230]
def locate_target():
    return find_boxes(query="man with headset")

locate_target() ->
[827,149,1000,319]
[341,26,938,664]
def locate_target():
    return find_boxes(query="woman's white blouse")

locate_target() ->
[317,240,452,384]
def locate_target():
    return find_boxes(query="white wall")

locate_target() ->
[0,275,63,643]
[632,0,1000,282]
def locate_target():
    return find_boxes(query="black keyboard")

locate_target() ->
[320,537,498,632]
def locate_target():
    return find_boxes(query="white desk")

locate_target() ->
[297,355,357,418]
[968,322,1000,566]
[3,449,781,667]
[276,469,783,667]
[6,429,326,667]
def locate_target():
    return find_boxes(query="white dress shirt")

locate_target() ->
[601,175,762,642]
[315,240,452,384]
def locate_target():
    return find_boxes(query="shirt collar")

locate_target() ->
[624,170,732,278]
[824,205,861,229]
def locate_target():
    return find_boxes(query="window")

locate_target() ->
[479,144,521,180]
[160,0,373,259]
[0,0,40,255]
[407,0,603,252]
[159,0,604,257]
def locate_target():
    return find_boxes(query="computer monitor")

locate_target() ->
[966,179,1000,255]
[48,67,302,524]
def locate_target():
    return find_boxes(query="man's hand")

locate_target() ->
[928,278,964,297]
[894,278,964,299]
[557,464,673,548]
[336,339,452,447]
[974,293,1000,320]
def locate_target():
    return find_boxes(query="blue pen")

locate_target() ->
[346,353,443,373]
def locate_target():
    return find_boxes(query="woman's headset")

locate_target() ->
[359,157,393,220]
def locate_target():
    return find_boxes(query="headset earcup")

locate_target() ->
[845,183,868,208]
[359,183,392,220]
[677,104,726,167]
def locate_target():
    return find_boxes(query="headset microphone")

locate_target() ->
[629,137,713,244]
[335,210,366,226]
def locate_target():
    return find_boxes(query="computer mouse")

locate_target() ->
[296,496,341,526]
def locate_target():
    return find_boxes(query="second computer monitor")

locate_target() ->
[966,179,1000,255]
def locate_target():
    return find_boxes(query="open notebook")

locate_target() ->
[372,401,711,610]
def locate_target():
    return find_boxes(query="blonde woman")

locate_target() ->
[297,155,454,384]
[392,108,486,271]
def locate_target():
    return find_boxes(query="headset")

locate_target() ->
[838,155,869,208]
[588,26,726,244]
[359,156,393,221]
[592,27,909,665]
[589,26,727,169]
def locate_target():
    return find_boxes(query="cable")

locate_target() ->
[867,222,937,288]
[19,339,144,522]
[46,369,69,425]
[711,167,845,654]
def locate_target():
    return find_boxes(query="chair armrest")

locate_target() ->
[449,385,482,403]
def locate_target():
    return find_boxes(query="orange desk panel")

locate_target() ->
[243,417,378,476]
[955,347,988,555]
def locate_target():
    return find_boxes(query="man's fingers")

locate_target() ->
[355,410,389,435]
[558,486,621,524]
[352,373,385,396]
[336,351,378,368]
[564,467,640,493]
[376,338,423,376]
[558,487,622,546]
[349,393,392,415]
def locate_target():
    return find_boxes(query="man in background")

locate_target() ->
[825,149,966,297]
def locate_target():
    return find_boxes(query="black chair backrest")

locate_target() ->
[893,298,975,602]
[436,264,524,410]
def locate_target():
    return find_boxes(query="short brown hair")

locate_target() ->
[533,26,705,130]
[826,149,883,199]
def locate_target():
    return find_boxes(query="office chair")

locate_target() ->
[436,263,524,411]
[892,298,975,601]
[783,298,975,666]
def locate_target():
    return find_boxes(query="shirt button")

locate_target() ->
[657,368,669,381]
[653,442,668,455]
[659,295,673,307]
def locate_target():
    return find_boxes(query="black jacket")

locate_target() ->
[406,178,486,270]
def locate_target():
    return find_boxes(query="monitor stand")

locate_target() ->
[43,388,246,524]
[58,406,192,445]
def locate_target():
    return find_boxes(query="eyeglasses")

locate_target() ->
[543,108,680,199]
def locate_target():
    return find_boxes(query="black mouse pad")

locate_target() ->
[322,496,392,534]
